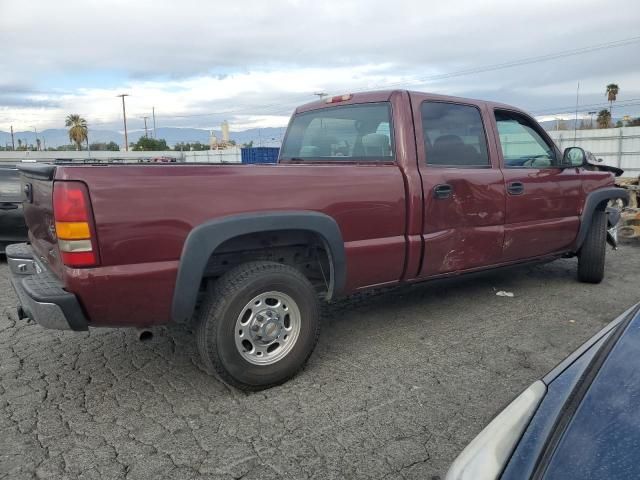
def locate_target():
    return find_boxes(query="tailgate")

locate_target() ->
[18,164,65,278]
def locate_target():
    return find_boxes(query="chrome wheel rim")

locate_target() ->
[234,291,301,365]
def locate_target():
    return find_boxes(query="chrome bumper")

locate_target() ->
[6,243,88,331]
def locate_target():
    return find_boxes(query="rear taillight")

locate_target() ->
[53,181,99,267]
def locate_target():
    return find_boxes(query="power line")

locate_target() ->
[531,98,640,115]
[149,34,640,121]
[369,35,640,89]
[13,35,640,130]
[534,101,640,118]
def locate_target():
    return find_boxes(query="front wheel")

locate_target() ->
[578,209,607,283]
[196,261,320,391]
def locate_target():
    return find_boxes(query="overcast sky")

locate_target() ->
[1,0,639,133]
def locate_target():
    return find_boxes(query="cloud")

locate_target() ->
[1,0,639,130]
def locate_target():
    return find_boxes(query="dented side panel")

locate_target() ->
[419,168,506,275]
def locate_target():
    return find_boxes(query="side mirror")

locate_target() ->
[563,147,587,167]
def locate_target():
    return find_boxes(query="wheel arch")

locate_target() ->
[171,211,346,322]
[574,187,629,250]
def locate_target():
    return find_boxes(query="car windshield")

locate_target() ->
[542,313,640,479]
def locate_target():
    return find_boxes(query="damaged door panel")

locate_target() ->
[411,96,506,276]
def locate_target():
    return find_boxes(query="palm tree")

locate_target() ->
[596,109,611,129]
[606,83,619,117]
[65,114,88,150]
[17,139,22,150]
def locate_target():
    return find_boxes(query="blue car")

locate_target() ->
[447,303,640,480]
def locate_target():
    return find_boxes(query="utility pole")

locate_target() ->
[573,81,579,144]
[152,107,157,139]
[31,126,39,151]
[10,125,15,150]
[142,116,149,138]
[116,94,130,151]
[313,92,328,101]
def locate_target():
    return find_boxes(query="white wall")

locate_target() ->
[0,146,242,165]
[548,126,640,177]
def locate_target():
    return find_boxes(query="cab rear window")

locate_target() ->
[280,103,394,162]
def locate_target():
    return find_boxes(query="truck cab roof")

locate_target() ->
[295,89,525,115]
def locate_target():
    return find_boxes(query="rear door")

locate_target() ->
[491,110,583,261]
[410,95,506,276]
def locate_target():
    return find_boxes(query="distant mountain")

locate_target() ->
[0,126,285,149]
[0,128,122,149]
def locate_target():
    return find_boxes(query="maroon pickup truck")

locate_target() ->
[7,90,628,390]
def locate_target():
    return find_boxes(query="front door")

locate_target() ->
[411,96,507,277]
[492,110,583,261]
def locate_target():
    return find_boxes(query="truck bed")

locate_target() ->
[21,162,408,326]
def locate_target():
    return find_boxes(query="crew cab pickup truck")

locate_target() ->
[8,90,628,390]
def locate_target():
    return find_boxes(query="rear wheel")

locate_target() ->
[578,209,607,283]
[196,261,320,390]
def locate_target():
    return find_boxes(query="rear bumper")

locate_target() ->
[6,243,88,331]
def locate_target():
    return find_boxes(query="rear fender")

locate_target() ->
[171,211,345,323]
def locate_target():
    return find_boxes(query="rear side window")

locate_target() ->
[280,103,394,162]
[422,102,490,167]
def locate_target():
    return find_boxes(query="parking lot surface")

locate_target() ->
[1,247,639,480]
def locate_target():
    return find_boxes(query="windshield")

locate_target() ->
[280,103,394,162]
[542,312,640,479]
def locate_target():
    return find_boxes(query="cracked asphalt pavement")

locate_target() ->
[1,246,639,480]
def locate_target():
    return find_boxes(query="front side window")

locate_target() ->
[280,103,394,162]
[422,102,490,167]
[495,111,557,168]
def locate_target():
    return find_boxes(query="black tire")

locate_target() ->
[196,261,320,391]
[578,209,607,283]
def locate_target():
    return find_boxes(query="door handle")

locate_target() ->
[433,184,453,199]
[507,181,525,195]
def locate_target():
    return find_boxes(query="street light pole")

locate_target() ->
[116,94,130,151]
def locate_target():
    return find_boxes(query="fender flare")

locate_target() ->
[574,187,629,250]
[171,211,346,322]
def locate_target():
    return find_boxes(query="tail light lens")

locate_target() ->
[53,181,99,267]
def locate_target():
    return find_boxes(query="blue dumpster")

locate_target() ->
[241,147,280,164]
